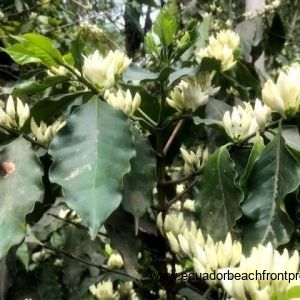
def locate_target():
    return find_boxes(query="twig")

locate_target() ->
[42,243,139,281]
[47,213,108,238]
[163,119,184,156]
[0,0,50,20]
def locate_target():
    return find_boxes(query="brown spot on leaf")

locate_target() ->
[1,161,16,176]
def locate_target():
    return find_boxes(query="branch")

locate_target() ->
[163,119,184,156]
[42,243,139,281]
[47,213,108,238]
[158,169,201,186]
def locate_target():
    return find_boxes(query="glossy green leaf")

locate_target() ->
[13,75,69,94]
[2,43,42,65]
[0,137,44,258]
[49,100,135,238]
[123,64,159,83]
[122,129,156,219]
[5,33,63,67]
[195,146,243,241]
[241,133,300,252]
[240,134,265,188]
[153,9,178,47]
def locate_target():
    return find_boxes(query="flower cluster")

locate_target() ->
[104,89,141,116]
[220,243,300,300]
[262,65,300,118]
[166,73,220,112]
[89,280,138,300]
[0,96,29,131]
[180,146,208,175]
[170,199,196,212]
[31,117,66,147]
[222,99,271,142]
[156,212,242,285]
[82,50,131,90]
[196,30,240,71]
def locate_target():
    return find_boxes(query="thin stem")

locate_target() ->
[138,109,157,126]
[42,243,139,281]
[61,63,99,94]
[163,119,184,156]
[47,213,108,238]
[131,116,155,129]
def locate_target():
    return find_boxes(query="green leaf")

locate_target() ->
[241,133,300,252]
[30,92,91,124]
[5,33,63,67]
[240,134,265,188]
[282,126,300,153]
[13,75,69,94]
[2,43,42,65]
[0,137,44,258]
[195,146,243,241]
[168,66,199,86]
[122,129,156,219]
[199,57,221,73]
[123,64,159,83]
[153,9,178,47]
[49,100,135,238]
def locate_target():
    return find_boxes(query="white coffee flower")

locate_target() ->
[166,74,219,112]
[262,66,300,117]
[83,50,115,89]
[182,199,195,212]
[108,49,131,75]
[180,146,208,175]
[223,103,259,142]
[196,30,240,71]
[0,96,30,130]
[220,243,300,300]
[104,89,141,116]
[117,281,138,300]
[83,50,131,90]
[30,117,66,147]
[254,99,272,129]
[89,280,119,300]
[107,253,124,269]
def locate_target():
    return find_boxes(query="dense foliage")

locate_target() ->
[0,0,300,299]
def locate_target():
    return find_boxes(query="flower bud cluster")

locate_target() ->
[262,65,300,118]
[104,89,141,116]
[0,96,29,131]
[180,146,208,175]
[31,117,66,147]
[166,73,219,112]
[89,280,138,300]
[196,30,240,71]
[222,99,271,142]
[82,50,131,90]
[220,242,300,300]
[156,212,242,285]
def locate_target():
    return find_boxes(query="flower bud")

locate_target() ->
[107,253,124,269]
[31,117,66,147]
[262,66,300,118]
[89,280,119,300]
[166,74,219,112]
[104,89,141,116]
